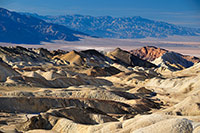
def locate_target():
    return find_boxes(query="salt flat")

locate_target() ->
[1,36,199,57]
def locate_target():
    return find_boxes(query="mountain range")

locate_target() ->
[29,13,200,39]
[0,8,87,44]
[0,7,200,44]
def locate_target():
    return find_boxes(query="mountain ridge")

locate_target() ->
[26,13,200,39]
[0,8,88,44]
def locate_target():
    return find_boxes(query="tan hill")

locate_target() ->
[53,49,114,67]
[0,58,19,82]
[53,50,83,66]
[0,46,56,68]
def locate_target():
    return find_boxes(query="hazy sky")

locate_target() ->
[0,0,200,28]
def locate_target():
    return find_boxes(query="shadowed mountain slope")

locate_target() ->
[108,48,157,68]
[0,8,88,44]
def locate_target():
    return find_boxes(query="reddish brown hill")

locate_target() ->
[130,46,168,61]
[108,48,157,68]
[130,46,200,63]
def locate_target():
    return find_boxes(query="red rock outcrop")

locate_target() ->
[130,46,168,61]
[130,46,200,63]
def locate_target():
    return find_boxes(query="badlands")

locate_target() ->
[0,46,199,133]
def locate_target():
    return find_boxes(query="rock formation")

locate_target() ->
[130,46,168,61]
[107,48,157,68]
[131,46,200,63]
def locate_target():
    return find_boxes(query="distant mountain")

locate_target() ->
[0,8,88,44]
[28,14,200,39]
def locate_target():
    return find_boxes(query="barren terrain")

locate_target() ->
[0,44,199,133]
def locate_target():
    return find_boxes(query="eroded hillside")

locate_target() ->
[0,46,199,133]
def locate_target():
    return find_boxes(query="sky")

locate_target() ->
[0,0,200,28]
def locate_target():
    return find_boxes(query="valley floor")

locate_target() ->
[0,36,200,57]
